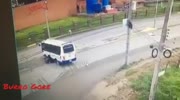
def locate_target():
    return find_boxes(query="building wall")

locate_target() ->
[14,0,77,30]
[115,0,128,5]
[77,0,86,13]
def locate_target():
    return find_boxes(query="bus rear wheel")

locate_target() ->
[44,55,53,63]
[44,56,50,63]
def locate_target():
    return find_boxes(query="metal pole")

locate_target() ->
[149,0,173,99]
[124,0,133,66]
[15,0,19,6]
[169,0,174,19]
[154,0,159,28]
[44,1,50,38]
[124,25,130,66]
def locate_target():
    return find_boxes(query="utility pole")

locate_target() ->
[44,0,51,38]
[15,0,19,6]
[169,0,174,19]
[149,0,173,99]
[124,0,133,66]
[153,0,159,28]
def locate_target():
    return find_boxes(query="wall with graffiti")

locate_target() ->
[14,0,77,30]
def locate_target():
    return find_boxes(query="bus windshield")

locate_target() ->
[63,44,74,53]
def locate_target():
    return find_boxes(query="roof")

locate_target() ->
[42,39,66,47]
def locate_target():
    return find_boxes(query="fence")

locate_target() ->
[16,5,180,50]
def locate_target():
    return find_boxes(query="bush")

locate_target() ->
[15,16,87,50]
[15,31,46,49]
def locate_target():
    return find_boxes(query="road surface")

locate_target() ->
[22,36,180,100]
[17,14,180,99]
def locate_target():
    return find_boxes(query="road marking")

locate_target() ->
[141,27,157,33]
[27,43,36,48]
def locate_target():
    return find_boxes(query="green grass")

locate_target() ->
[16,17,87,34]
[131,73,152,100]
[125,69,138,76]
[156,68,180,100]
[144,1,180,7]
[131,67,180,100]
[15,17,87,49]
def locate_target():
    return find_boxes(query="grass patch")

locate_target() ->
[125,69,138,76]
[131,67,180,100]
[156,67,180,100]
[131,72,152,100]
[16,17,87,34]
[15,16,86,48]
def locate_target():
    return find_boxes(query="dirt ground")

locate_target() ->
[85,48,180,100]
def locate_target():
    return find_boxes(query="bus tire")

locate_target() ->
[152,48,158,58]
[58,61,63,66]
[54,59,59,65]
[44,55,50,63]
[163,49,172,58]
[48,55,54,63]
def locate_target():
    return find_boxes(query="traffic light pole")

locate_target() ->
[149,0,173,99]
[44,0,51,38]
[44,9,50,38]
[124,0,133,67]
[153,0,159,28]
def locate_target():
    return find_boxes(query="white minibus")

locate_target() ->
[40,39,76,64]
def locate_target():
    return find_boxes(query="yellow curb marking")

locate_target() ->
[141,27,157,32]
[27,43,36,48]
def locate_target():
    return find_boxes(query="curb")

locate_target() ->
[27,43,37,48]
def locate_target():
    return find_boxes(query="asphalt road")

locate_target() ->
[22,35,180,100]
[18,14,180,99]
